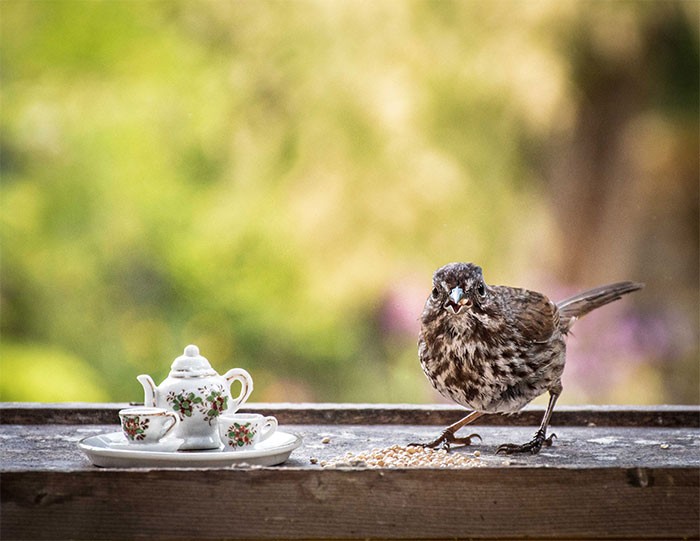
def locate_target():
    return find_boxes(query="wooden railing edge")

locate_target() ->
[1,402,698,427]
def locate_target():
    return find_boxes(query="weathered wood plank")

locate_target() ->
[2,467,698,540]
[3,424,699,471]
[2,404,699,540]
[2,402,699,427]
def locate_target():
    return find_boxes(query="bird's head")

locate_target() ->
[427,262,489,316]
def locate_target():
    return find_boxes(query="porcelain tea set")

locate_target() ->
[78,345,300,467]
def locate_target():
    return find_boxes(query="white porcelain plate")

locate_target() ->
[78,431,302,468]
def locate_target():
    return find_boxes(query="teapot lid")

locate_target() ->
[169,345,217,378]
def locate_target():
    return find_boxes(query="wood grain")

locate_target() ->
[2,402,699,427]
[2,467,698,540]
[2,403,699,540]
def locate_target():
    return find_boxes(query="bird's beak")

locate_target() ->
[449,286,464,305]
[445,286,470,313]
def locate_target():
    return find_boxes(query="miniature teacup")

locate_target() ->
[119,407,179,444]
[218,413,278,451]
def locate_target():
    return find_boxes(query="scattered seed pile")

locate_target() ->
[314,444,482,468]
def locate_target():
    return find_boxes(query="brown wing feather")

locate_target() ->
[501,287,559,344]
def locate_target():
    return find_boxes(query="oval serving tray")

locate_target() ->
[78,431,302,468]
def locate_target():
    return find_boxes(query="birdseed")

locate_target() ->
[322,444,482,469]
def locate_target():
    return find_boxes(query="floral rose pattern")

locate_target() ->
[167,384,229,424]
[226,422,257,447]
[123,416,150,441]
[167,391,202,419]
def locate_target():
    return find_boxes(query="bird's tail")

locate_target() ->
[557,281,643,332]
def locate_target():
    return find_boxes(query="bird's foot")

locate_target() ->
[496,429,556,455]
[409,429,482,451]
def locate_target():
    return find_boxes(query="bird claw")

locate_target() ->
[496,430,557,455]
[410,430,482,451]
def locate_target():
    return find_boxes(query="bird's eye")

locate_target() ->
[431,287,441,300]
[477,282,486,297]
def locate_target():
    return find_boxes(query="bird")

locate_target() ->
[414,262,643,454]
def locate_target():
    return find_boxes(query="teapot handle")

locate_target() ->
[223,368,254,411]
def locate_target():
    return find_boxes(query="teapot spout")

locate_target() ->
[137,374,157,407]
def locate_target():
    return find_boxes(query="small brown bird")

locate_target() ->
[415,262,643,454]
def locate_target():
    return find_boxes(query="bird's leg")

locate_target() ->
[497,391,560,455]
[410,411,484,451]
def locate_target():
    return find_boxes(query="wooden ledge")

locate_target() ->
[1,403,699,540]
[2,401,699,427]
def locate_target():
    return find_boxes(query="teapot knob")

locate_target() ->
[170,344,215,375]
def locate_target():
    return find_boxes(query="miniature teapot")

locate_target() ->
[137,344,253,450]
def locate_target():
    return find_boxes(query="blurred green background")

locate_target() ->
[1,0,698,405]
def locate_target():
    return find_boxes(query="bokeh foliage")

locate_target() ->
[1,0,698,404]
